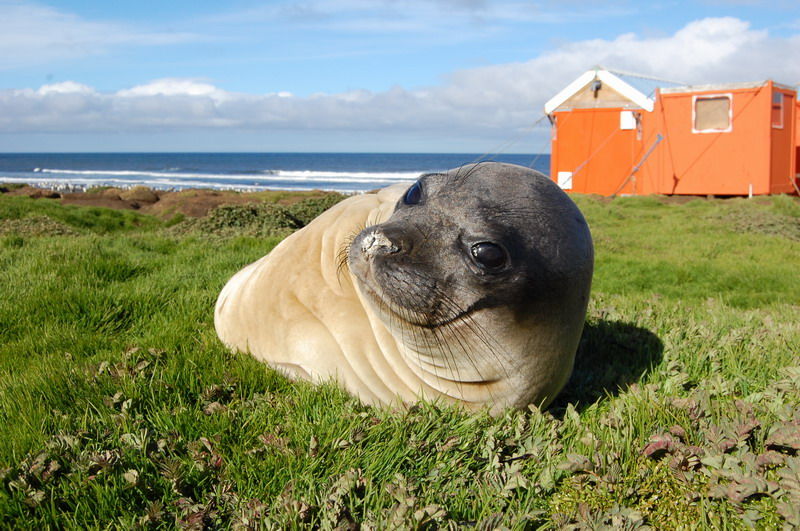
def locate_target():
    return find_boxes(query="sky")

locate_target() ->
[1,0,799,153]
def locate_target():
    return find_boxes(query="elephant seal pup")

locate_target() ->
[214,162,593,414]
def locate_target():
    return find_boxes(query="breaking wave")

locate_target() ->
[10,167,426,193]
[32,168,420,184]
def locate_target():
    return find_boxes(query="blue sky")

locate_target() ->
[1,0,799,152]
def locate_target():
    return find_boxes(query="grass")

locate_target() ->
[0,191,798,528]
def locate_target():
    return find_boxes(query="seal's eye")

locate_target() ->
[403,182,422,205]
[471,242,507,270]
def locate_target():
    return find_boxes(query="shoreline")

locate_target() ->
[0,153,551,196]
[0,182,347,219]
[0,179,315,195]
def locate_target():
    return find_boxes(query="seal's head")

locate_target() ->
[348,162,593,411]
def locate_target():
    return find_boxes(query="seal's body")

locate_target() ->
[215,163,593,413]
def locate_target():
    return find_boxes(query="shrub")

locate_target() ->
[198,194,346,237]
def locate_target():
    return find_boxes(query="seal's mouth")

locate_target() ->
[357,279,509,387]
[354,273,474,330]
[347,225,484,330]
[350,245,515,390]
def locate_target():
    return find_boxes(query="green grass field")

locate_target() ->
[0,191,798,529]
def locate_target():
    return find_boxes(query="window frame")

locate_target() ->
[692,93,733,134]
[771,92,784,130]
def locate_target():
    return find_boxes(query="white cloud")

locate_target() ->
[117,79,229,102]
[439,16,798,112]
[0,1,200,68]
[0,17,797,144]
[37,81,96,95]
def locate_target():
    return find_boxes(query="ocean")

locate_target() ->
[0,153,550,194]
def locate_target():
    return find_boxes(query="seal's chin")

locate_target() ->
[353,273,463,330]
[351,264,512,386]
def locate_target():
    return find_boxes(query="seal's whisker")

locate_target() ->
[432,288,512,384]
[425,297,468,398]
[365,211,384,230]
[428,304,501,406]
[450,161,491,185]
[383,269,468,399]
[410,221,433,246]
[397,266,506,392]
[459,311,513,381]
[335,229,361,283]
[405,278,461,398]
[386,271,434,387]
[463,160,490,182]
[435,294,505,379]
[442,322,498,405]
[409,304,458,400]
[430,311,471,400]
[449,164,469,185]
[377,276,418,398]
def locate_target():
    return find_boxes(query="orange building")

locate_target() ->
[546,69,799,196]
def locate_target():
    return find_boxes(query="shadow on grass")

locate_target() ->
[549,320,664,415]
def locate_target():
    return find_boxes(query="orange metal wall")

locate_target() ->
[550,82,800,196]
[550,108,644,195]
[770,85,796,194]
[643,87,770,195]
[794,96,800,183]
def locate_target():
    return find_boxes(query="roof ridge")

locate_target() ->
[544,69,655,114]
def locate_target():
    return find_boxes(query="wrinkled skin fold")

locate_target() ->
[215,163,593,414]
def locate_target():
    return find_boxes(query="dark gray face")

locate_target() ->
[348,162,593,330]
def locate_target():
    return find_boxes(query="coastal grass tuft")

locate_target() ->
[172,193,347,239]
[0,195,160,234]
[0,192,798,528]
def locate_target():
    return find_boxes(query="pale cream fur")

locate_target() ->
[214,183,584,413]
[215,184,423,407]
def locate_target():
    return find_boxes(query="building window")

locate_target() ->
[772,92,784,129]
[693,95,732,133]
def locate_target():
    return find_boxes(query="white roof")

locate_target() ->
[544,69,655,114]
[660,80,796,94]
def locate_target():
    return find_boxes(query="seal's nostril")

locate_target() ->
[360,234,375,252]
[361,230,399,256]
